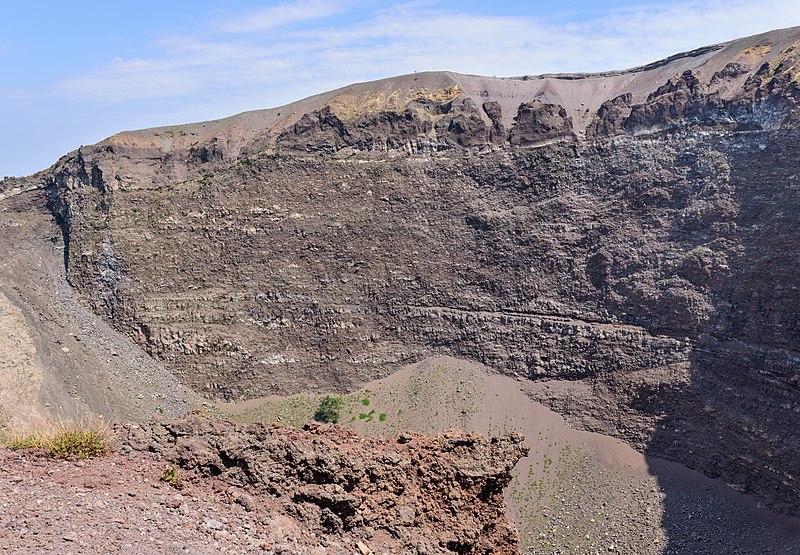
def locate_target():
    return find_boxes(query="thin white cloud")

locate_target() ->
[60,54,293,102]
[0,89,52,101]
[217,0,352,33]
[569,0,800,54]
[56,0,800,107]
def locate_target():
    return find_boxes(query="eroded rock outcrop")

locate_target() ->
[622,70,727,132]
[120,416,527,554]
[277,93,497,153]
[508,101,574,145]
[586,93,633,138]
[482,101,507,144]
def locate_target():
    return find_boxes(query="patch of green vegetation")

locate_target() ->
[45,434,96,460]
[378,413,387,422]
[314,395,343,424]
[159,464,182,488]
[361,398,370,406]
[3,433,42,450]
[358,409,376,422]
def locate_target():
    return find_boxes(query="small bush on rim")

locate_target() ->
[314,395,343,424]
[1,418,111,460]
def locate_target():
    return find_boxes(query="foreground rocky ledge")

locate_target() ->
[116,416,526,554]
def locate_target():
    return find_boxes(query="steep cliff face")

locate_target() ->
[22,27,800,515]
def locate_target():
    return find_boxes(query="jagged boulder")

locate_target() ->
[508,100,574,145]
[119,416,528,554]
[586,93,633,138]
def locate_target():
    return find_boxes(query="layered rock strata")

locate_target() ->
[4,27,800,516]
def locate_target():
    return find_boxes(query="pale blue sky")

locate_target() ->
[2,0,799,177]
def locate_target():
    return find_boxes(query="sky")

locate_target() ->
[1,0,800,177]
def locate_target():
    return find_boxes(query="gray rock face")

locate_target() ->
[508,100,574,145]
[19,28,800,517]
[586,93,633,138]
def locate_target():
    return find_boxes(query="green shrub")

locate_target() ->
[314,395,343,424]
[359,409,375,422]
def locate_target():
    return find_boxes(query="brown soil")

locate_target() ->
[0,445,326,554]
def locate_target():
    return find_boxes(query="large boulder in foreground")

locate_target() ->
[119,415,529,554]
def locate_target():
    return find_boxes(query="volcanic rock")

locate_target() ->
[3,25,800,524]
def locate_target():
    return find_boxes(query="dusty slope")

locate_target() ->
[0,291,46,425]
[0,189,196,425]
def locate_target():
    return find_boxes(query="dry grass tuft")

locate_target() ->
[1,417,112,460]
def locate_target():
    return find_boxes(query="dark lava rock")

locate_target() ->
[508,100,574,145]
